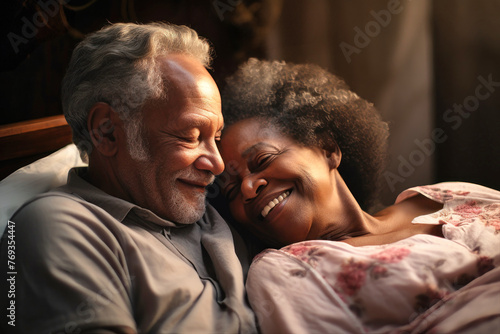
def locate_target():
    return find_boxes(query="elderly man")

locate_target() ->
[0,23,256,333]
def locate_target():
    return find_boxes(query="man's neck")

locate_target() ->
[86,155,133,204]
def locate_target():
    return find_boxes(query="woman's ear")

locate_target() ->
[325,144,342,170]
[87,102,119,157]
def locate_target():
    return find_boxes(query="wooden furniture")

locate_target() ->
[0,115,72,180]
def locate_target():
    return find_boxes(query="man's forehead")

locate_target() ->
[156,54,211,81]
[156,55,220,99]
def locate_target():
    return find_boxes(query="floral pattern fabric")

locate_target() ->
[246,182,500,333]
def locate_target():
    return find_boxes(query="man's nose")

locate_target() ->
[194,141,225,175]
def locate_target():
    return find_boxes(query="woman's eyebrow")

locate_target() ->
[242,142,278,158]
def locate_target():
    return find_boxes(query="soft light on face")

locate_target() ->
[119,54,224,224]
[218,117,337,247]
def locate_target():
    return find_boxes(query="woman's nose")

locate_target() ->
[241,176,267,202]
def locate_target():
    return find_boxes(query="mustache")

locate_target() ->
[176,168,215,187]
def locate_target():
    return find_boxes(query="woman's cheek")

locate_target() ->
[230,204,248,224]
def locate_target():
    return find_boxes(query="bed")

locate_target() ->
[0,115,85,234]
[0,115,73,179]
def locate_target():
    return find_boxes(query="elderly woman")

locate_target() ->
[218,59,500,333]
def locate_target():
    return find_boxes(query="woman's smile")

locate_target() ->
[260,189,291,219]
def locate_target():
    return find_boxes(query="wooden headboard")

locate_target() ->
[0,115,73,180]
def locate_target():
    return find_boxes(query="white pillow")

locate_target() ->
[0,144,86,234]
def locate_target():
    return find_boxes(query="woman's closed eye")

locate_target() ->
[250,152,277,170]
[224,183,239,201]
[257,153,272,165]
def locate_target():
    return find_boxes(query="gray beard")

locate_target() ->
[166,187,207,224]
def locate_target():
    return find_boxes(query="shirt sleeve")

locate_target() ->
[0,194,136,334]
[246,249,366,334]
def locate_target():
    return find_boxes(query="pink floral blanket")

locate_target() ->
[246,182,500,333]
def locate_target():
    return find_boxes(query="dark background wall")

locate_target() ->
[1,0,499,205]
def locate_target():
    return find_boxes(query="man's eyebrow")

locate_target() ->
[181,116,209,127]
[242,142,278,158]
[180,116,223,132]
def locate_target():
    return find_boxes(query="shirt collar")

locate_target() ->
[63,167,180,228]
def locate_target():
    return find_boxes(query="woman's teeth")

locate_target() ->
[261,191,291,218]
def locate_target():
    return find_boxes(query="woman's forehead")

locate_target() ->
[224,117,283,139]
[220,119,293,159]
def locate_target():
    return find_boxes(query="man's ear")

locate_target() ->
[324,144,342,170]
[87,102,119,157]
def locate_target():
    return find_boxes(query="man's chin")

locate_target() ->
[173,208,205,224]
[170,196,206,224]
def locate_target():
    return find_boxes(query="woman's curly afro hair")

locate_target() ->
[221,58,389,211]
